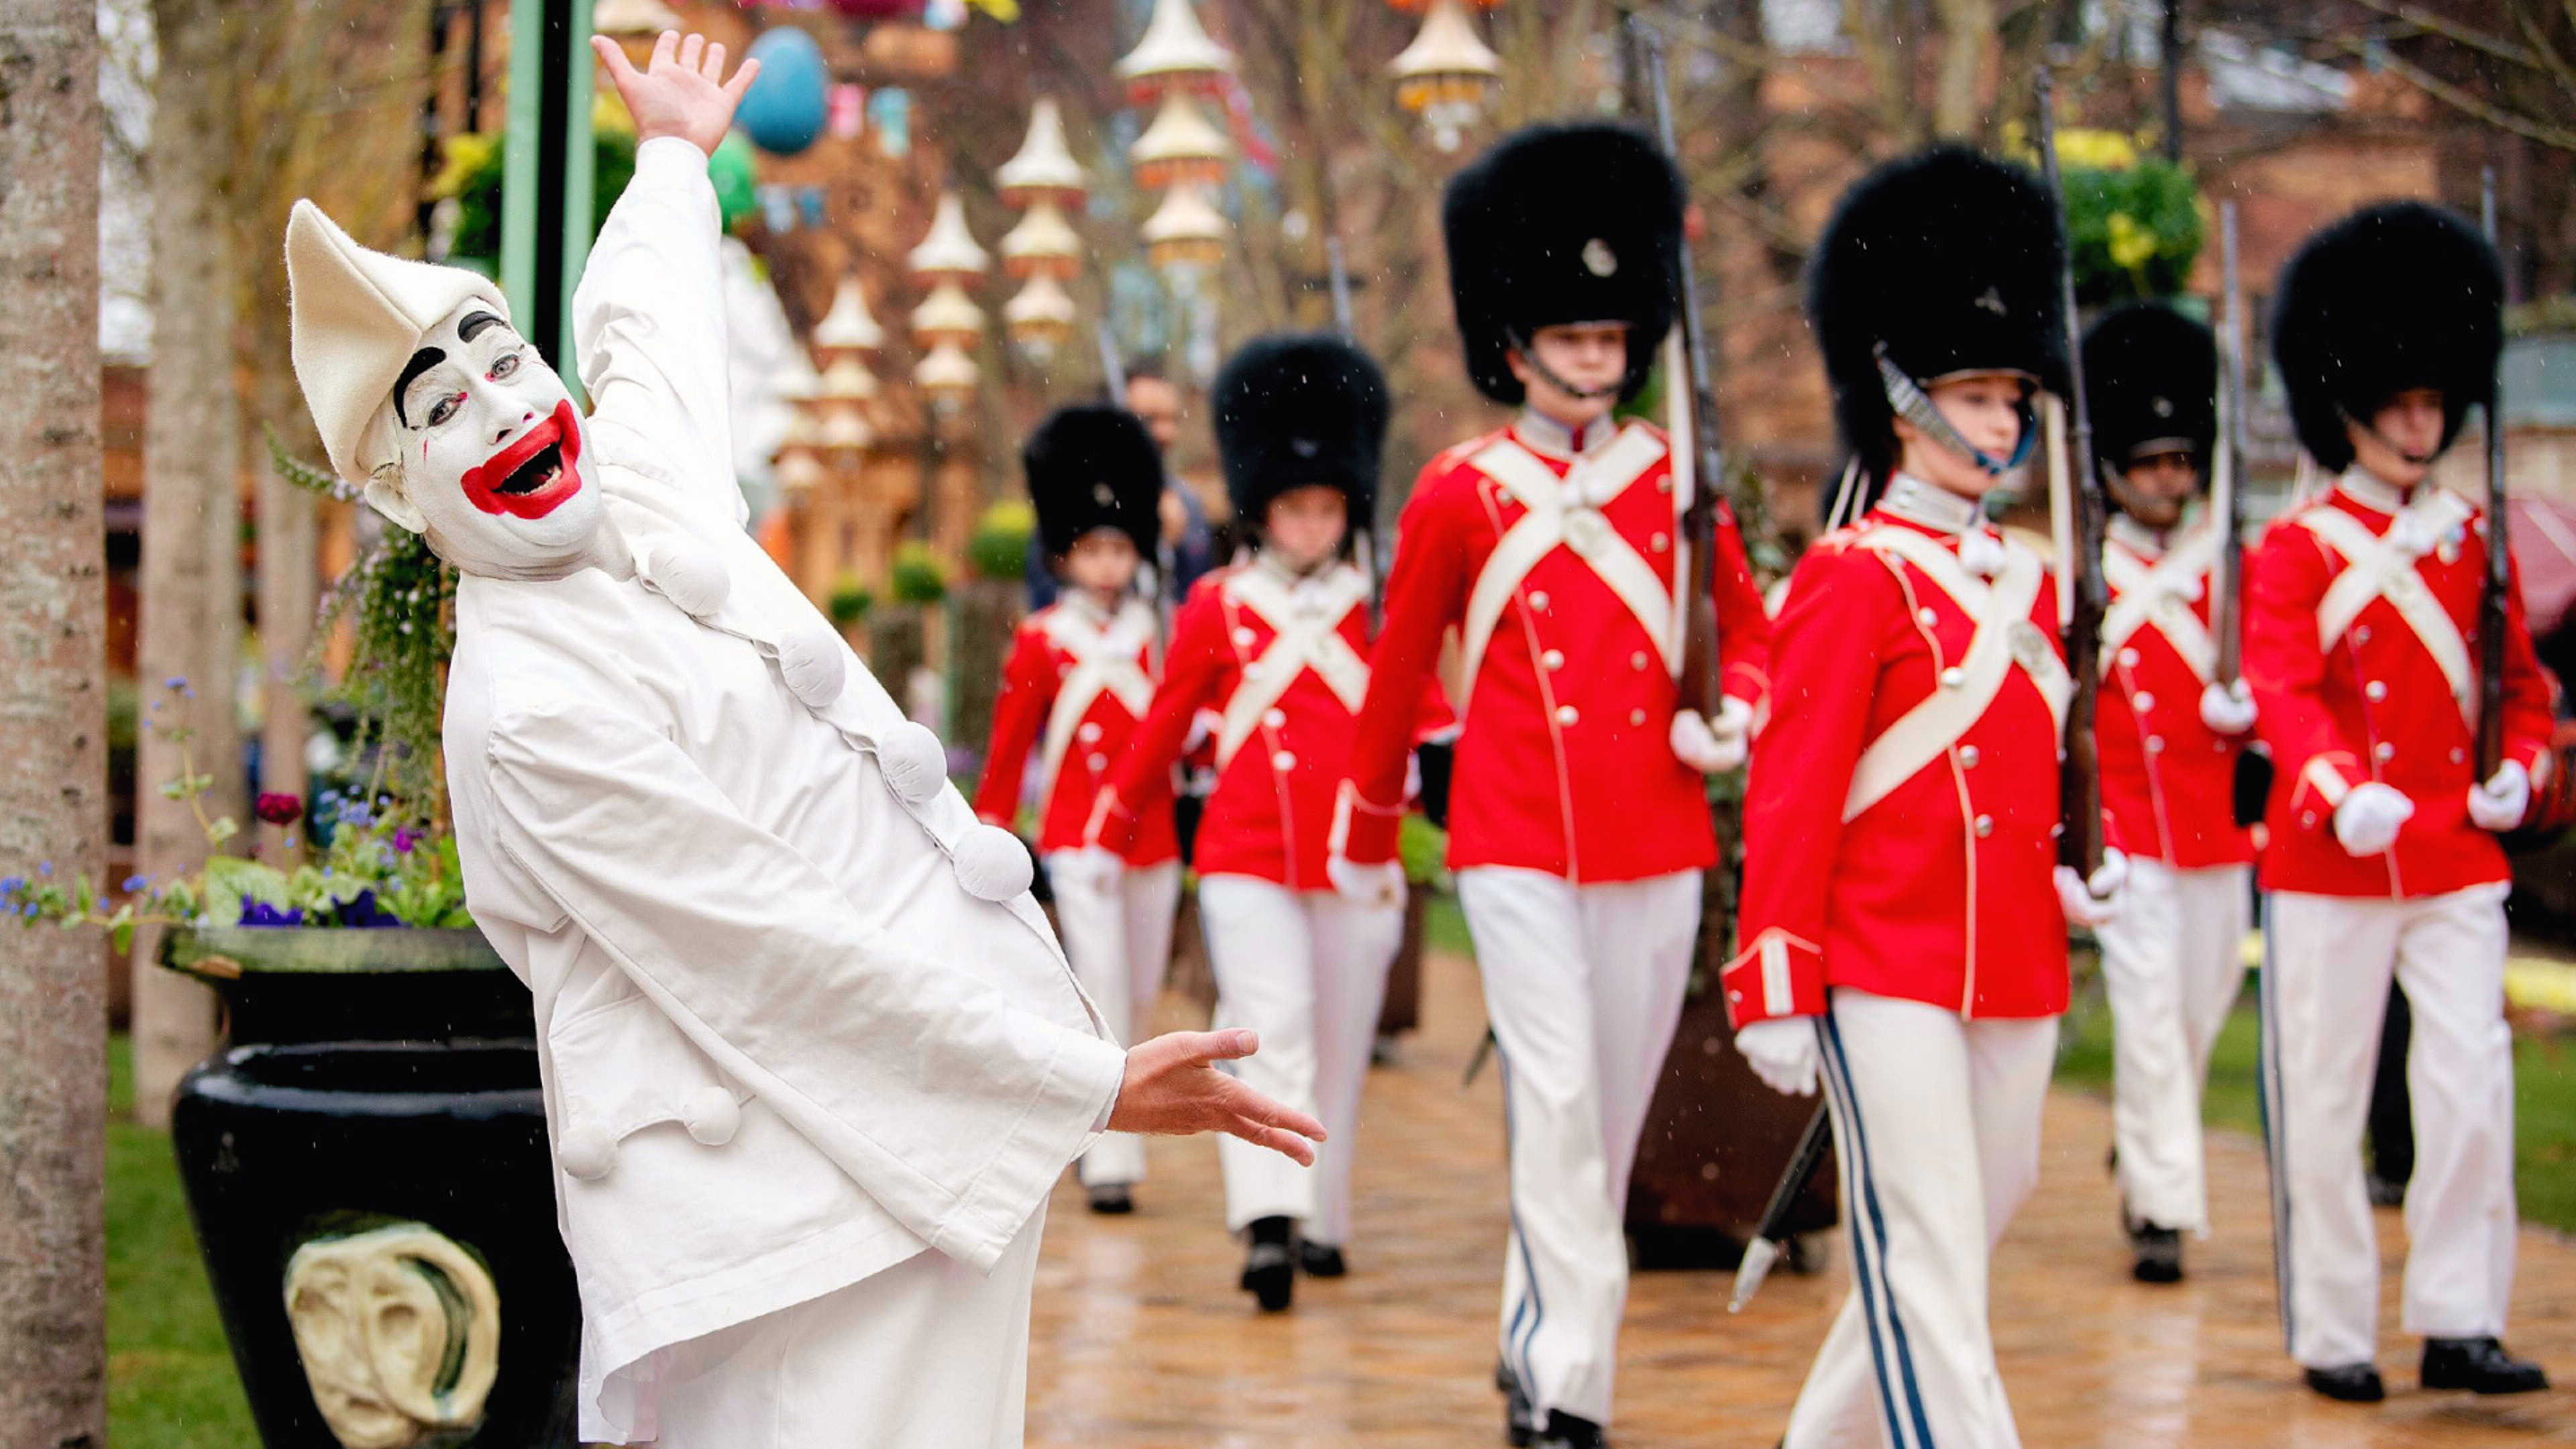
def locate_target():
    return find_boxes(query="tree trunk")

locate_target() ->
[0,0,111,1439]
[1931,0,1999,140]
[133,0,246,1128]
[257,461,315,858]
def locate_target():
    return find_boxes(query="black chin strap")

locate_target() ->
[1874,343,2035,477]
[2335,406,2441,469]
[1507,329,1626,403]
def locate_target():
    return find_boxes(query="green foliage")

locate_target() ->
[891,541,951,605]
[969,500,1036,581]
[827,573,875,629]
[1398,812,1448,888]
[2061,158,2206,306]
[433,127,640,270]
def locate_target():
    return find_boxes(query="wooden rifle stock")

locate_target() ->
[2037,69,2109,877]
[1629,16,1729,720]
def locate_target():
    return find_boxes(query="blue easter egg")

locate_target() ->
[736,28,830,157]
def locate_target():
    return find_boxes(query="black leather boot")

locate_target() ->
[1534,1410,1607,1448]
[2303,1362,2385,1402]
[1241,1216,1294,1312]
[2422,1337,2548,1394]
[1497,1362,1535,1446]
[2129,1222,2184,1284]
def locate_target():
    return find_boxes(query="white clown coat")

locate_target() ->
[435,138,1126,1440]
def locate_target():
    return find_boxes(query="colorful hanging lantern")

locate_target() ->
[1114,0,1234,104]
[817,354,881,403]
[1129,93,1231,191]
[915,342,981,414]
[777,449,827,497]
[1141,182,1228,269]
[1391,0,1502,154]
[817,405,876,453]
[999,201,1083,281]
[910,282,987,352]
[1003,274,1079,360]
[593,0,684,36]
[812,276,888,353]
[906,193,990,288]
[997,99,1087,209]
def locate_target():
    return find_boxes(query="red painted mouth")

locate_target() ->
[461,401,584,519]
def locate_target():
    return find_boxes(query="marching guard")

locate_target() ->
[1334,123,1773,1449]
[1090,335,1409,1313]
[2079,303,2259,1284]
[973,407,1181,1216]
[2248,201,2554,1402]
[1727,146,2127,1449]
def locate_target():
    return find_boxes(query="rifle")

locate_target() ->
[1326,234,1387,633]
[2212,201,2249,688]
[2036,68,2110,877]
[2477,166,2508,780]
[1727,1103,1831,1311]
[1629,14,1729,722]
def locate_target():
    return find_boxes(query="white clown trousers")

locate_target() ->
[1044,854,1181,1187]
[1196,873,1403,1244]
[1784,989,2058,1449]
[1455,866,1702,1428]
[645,1207,1046,1448]
[2260,885,2518,1369]
[2098,859,2251,1234]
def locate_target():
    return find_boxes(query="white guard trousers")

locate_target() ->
[2260,884,2518,1368]
[1196,873,1404,1244]
[1455,866,1703,1428]
[645,1207,1046,1448]
[1043,853,1181,1187]
[1785,989,2058,1449]
[2096,859,2251,1234]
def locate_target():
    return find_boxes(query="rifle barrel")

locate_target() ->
[2214,200,2248,687]
[2478,168,2508,779]
[2037,67,2108,877]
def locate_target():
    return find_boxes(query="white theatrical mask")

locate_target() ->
[361,301,611,579]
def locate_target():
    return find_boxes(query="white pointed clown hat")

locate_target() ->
[285,199,511,482]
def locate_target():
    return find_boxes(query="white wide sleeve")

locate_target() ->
[485,697,1126,1272]
[572,136,748,529]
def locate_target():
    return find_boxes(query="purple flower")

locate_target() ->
[335,890,400,928]
[121,875,147,893]
[391,827,417,855]
[36,861,50,877]
[238,900,305,928]
[163,676,188,690]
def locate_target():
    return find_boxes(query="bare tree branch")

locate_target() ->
[2337,34,2576,149]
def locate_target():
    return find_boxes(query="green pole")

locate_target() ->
[499,0,596,380]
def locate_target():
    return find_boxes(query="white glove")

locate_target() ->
[2332,782,2415,857]
[2053,847,2130,928]
[2469,760,2532,833]
[1734,1016,1820,1097]
[1670,696,1752,775]
[2198,680,2257,735]
[1051,846,1125,898]
[1326,854,1406,910]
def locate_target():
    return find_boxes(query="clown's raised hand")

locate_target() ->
[590,30,759,157]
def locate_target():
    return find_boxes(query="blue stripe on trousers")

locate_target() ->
[1819,1013,1936,1449]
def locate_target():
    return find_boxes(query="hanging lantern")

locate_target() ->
[1114,0,1234,104]
[906,193,989,288]
[997,99,1087,209]
[812,277,886,354]
[818,406,876,453]
[1129,93,1231,191]
[915,342,981,415]
[593,0,684,36]
[999,201,1084,281]
[1141,183,1229,270]
[1391,0,1503,154]
[777,449,827,498]
[817,354,881,403]
[910,282,986,352]
[777,400,824,453]
[1003,274,1079,361]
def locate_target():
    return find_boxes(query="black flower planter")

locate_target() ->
[164,927,579,1448]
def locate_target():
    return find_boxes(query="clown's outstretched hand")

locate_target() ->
[591,30,759,156]
[1109,1030,1328,1166]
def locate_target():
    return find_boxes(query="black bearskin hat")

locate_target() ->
[2082,302,2217,480]
[1442,123,1683,406]
[1807,145,2069,484]
[1022,406,1164,560]
[1212,333,1389,530]
[2271,201,2502,474]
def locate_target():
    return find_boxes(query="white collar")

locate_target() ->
[2337,467,2412,516]
[1512,409,1617,462]
[1057,588,1123,629]
[2106,513,2167,559]
[1877,472,1984,536]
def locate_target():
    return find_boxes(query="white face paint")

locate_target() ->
[362,300,604,578]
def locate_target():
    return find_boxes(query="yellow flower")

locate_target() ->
[2055,127,2138,171]
[2107,211,2159,272]
[429,133,499,199]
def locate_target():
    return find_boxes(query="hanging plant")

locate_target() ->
[891,541,951,605]
[2000,123,2208,306]
[967,500,1035,582]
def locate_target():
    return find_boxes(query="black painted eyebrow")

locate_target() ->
[392,346,447,428]
[456,311,508,343]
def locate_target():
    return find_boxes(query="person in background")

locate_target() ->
[973,407,1181,1217]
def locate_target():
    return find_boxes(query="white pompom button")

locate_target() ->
[776,625,848,709]
[953,822,1035,902]
[557,1112,616,1181]
[684,1087,742,1146]
[645,542,731,619]
[877,720,949,805]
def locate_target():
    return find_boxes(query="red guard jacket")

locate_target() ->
[1093,560,1379,891]
[1727,502,2074,1025]
[1338,416,1772,882]
[2244,474,2553,899]
[2097,519,2256,870]
[971,595,1177,865]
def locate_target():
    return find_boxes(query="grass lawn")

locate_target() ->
[105,1034,258,1448]
[2054,970,2576,1235]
